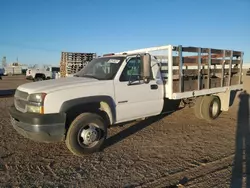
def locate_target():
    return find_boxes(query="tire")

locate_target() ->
[65,113,107,156]
[194,96,204,119]
[34,77,43,82]
[201,95,221,122]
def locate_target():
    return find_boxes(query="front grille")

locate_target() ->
[15,90,29,100]
[14,89,29,112]
[14,98,27,112]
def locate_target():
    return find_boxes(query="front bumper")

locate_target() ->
[9,105,66,143]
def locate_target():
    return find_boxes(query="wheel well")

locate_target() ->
[35,73,45,79]
[65,102,110,132]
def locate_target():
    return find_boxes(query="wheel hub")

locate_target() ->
[212,102,219,116]
[80,126,98,145]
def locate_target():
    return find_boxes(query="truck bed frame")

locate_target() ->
[116,45,244,100]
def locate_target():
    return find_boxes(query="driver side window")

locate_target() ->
[119,57,141,82]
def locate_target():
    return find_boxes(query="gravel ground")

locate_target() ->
[0,74,250,188]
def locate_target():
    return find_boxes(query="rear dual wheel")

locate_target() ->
[194,95,221,122]
[194,96,204,119]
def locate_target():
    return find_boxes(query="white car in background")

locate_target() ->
[26,65,60,81]
[0,68,3,79]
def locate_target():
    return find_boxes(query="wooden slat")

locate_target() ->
[172,77,222,93]
[181,47,199,53]
[211,49,224,54]
[233,51,242,56]
[176,47,230,55]
[172,57,241,66]
[211,59,241,65]
[202,68,240,75]
[163,67,240,76]
[173,46,243,57]
[175,47,224,54]
[184,54,224,59]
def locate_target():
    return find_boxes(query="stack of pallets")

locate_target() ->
[60,52,97,77]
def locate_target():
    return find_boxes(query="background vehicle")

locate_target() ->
[0,68,3,80]
[26,65,60,81]
[246,68,250,76]
[9,44,244,156]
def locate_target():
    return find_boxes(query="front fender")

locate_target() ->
[59,95,116,124]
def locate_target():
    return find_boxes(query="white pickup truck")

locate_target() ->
[9,44,244,156]
[26,65,60,81]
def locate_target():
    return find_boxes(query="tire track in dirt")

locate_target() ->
[185,168,231,188]
[139,154,234,188]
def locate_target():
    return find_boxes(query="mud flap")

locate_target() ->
[215,89,237,111]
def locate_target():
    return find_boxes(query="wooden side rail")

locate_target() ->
[161,45,244,93]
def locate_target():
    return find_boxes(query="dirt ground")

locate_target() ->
[0,72,250,188]
[0,75,32,90]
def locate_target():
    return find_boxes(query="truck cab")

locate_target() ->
[9,53,166,156]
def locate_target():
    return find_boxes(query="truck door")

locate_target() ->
[114,56,164,123]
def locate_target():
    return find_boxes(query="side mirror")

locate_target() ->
[140,53,151,83]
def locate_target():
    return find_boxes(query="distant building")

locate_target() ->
[4,62,23,75]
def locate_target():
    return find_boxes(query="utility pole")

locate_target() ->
[2,56,7,67]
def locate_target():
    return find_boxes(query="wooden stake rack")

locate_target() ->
[170,45,243,93]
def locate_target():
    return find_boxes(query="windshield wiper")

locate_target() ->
[81,74,99,80]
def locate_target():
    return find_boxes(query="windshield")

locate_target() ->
[75,56,125,80]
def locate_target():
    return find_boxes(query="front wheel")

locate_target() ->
[65,113,107,156]
[34,77,43,82]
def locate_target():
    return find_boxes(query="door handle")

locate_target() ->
[150,84,158,90]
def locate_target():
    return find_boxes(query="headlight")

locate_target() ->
[27,93,46,113]
[28,93,47,103]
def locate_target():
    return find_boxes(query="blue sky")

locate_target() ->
[0,0,249,66]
